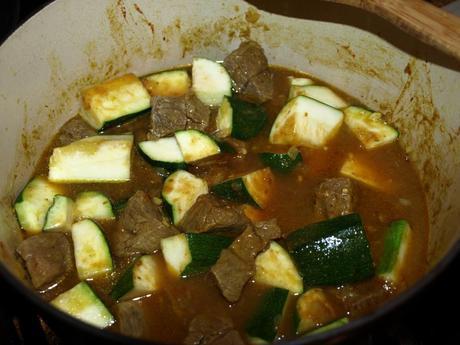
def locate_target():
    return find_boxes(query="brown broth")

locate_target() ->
[30,66,428,343]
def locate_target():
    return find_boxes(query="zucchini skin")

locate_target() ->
[99,109,150,132]
[110,263,135,300]
[211,178,256,206]
[228,97,267,140]
[259,152,302,173]
[137,145,187,172]
[308,317,349,335]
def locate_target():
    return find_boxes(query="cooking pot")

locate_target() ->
[1,0,460,344]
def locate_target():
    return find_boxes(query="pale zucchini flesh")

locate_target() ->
[161,233,192,276]
[138,137,184,163]
[48,135,133,183]
[44,195,74,232]
[340,154,392,191]
[142,69,191,97]
[175,130,221,163]
[192,58,232,106]
[242,168,275,209]
[74,191,115,221]
[289,85,349,109]
[215,96,233,138]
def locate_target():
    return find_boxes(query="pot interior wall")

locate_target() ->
[1,0,459,289]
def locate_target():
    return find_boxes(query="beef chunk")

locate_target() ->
[179,194,248,233]
[16,233,72,289]
[54,116,96,147]
[212,220,281,302]
[150,93,210,139]
[223,41,273,103]
[315,177,357,219]
[184,314,245,345]
[112,191,178,257]
[115,301,145,338]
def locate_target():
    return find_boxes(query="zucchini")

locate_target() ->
[71,219,113,280]
[175,130,221,163]
[377,220,411,283]
[43,195,74,232]
[288,77,314,99]
[344,106,399,149]
[288,85,348,109]
[161,233,232,278]
[81,73,151,130]
[255,241,303,294]
[245,288,289,344]
[192,58,232,106]
[259,148,302,173]
[286,214,374,286]
[111,255,162,301]
[51,282,114,328]
[74,191,115,221]
[216,96,267,140]
[48,134,133,183]
[14,176,62,234]
[142,69,190,97]
[308,317,349,335]
[138,137,186,171]
[162,170,208,224]
[269,96,344,148]
[340,154,390,191]
[211,168,275,208]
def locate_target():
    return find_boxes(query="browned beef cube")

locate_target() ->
[254,218,282,242]
[242,69,274,104]
[16,232,73,289]
[314,177,357,219]
[184,314,245,345]
[114,300,145,338]
[54,116,96,147]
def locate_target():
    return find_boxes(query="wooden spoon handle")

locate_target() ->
[324,0,460,60]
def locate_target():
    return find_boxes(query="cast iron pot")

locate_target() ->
[1,0,460,344]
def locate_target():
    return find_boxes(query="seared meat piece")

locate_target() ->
[54,116,96,147]
[150,93,210,139]
[179,194,249,233]
[212,220,281,302]
[16,232,73,289]
[223,41,274,103]
[314,177,357,219]
[184,314,245,345]
[115,301,145,338]
[112,191,178,257]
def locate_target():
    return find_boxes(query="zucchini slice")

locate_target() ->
[111,255,162,301]
[211,168,275,209]
[48,134,133,183]
[175,130,221,163]
[340,154,391,191]
[162,170,208,224]
[288,85,348,109]
[255,241,303,294]
[308,317,349,335]
[192,58,232,106]
[81,73,151,130]
[216,96,267,140]
[259,148,302,173]
[142,69,191,97]
[161,233,232,278]
[14,176,62,234]
[344,106,399,149]
[245,288,289,344]
[74,191,115,221]
[269,96,344,148]
[72,219,113,280]
[286,214,374,286]
[43,195,74,232]
[289,77,314,87]
[51,282,114,328]
[377,220,411,284]
[138,137,186,171]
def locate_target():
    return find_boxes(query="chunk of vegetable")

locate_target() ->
[44,195,74,232]
[74,191,115,221]
[308,317,349,335]
[340,154,391,191]
[259,149,302,173]
[142,69,191,97]
[192,58,232,106]
[175,130,221,163]
[138,137,186,172]
[289,85,348,109]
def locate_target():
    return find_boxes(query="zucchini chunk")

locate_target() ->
[192,58,232,106]
[14,176,62,235]
[138,137,186,171]
[81,73,151,130]
[377,220,411,284]
[245,288,289,344]
[72,219,113,280]
[269,96,344,148]
[288,85,348,109]
[175,130,221,163]
[43,195,74,232]
[74,191,115,221]
[162,170,208,224]
[308,317,349,335]
[344,106,399,149]
[142,69,191,97]
[48,134,133,183]
[211,168,275,208]
[255,241,303,294]
[340,154,391,191]
[289,77,314,87]
[51,282,114,328]
[216,96,267,140]
[161,233,232,278]
[286,214,374,286]
[259,148,302,173]
[111,255,162,301]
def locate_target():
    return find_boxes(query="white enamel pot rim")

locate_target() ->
[1,0,460,344]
